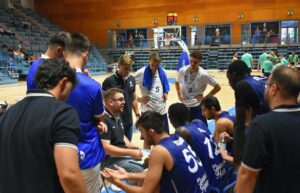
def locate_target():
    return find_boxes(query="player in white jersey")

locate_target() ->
[135,51,170,148]
[175,50,221,125]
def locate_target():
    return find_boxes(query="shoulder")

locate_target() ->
[134,67,145,77]
[235,79,252,93]
[216,118,232,127]
[77,73,101,89]
[102,75,116,89]
[198,67,208,75]
[179,66,188,73]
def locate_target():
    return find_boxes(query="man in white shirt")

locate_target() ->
[175,50,221,125]
[135,52,170,148]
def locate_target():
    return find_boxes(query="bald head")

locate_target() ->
[269,66,300,99]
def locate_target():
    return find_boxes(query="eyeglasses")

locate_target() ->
[265,82,280,90]
[111,97,125,102]
[265,83,273,89]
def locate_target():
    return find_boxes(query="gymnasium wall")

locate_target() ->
[34,0,300,47]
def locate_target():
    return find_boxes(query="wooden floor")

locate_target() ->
[0,70,236,146]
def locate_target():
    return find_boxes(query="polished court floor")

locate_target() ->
[0,70,239,147]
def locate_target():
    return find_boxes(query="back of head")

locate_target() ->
[200,96,221,111]
[227,60,250,77]
[168,103,190,128]
[118,54,134,66]
[149,51,161,62]
[65,33,91,54]
[35,58,77,90]
[136,111,165,134]
[49,31,71,48]
[190,50,203,61]
[270,66,300,100]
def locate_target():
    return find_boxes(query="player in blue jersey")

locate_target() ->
[102,111,209,193]
[201,96,236,164]
[65,33,107,193]
[200,96,235,143]
[168,103,226,191]
[227,60,269,165]
[27,32,70,91]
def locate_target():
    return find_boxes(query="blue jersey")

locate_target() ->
[27,58,45,91]
[67,72,105,169]
[159,134,209,193]
[219,111,236,123]
[244,76,269,114]
[184,119,226,190]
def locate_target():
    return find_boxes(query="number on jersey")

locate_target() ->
[182,145,203,173]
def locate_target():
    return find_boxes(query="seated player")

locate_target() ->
[101,88,145,179]
[102,111,209,193]
[200,96,235,143]
[168,103,226,191]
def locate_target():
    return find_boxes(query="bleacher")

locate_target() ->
[0,5,107,84]
[105,45,300,72]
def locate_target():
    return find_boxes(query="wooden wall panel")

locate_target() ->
[34,0,300,47]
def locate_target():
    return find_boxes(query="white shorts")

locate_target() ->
[80,163,102,193]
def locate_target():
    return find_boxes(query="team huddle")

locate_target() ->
[0,31,300,193]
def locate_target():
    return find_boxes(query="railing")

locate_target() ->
[107,34,299,49]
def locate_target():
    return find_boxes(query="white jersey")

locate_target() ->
[176,66,218,107]
[134,67,167,114]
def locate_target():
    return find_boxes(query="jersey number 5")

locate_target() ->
[182,145,203,173]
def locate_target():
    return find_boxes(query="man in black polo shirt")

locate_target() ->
[236,66,300,193]
[227,60,269,165]
[101,88,145,179]
[102,54,140,141]
[0,59,87,193]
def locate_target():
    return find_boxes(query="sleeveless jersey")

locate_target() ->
[219,111,236,123]
[244,76,269,114]
[159,135,209,193]
[185,120,226,190]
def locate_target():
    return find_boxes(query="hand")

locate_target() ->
[101,169,119,184]
[97,122,108,133]
[103,165,129,180]
[220,132,233,143]
[163,93,168,101]
[139,96,150,104]
[195,95,204,101]
[135,113,141,119]
[178,94,184,102]
[130,149,143,160]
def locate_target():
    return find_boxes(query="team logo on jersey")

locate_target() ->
[129,81,133,87]
[79,151,85,161]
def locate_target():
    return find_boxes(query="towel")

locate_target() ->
[143,64,170,93]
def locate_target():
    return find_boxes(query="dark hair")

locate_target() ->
[149,51,161,62]
[136,111,165,134]
[227,60,250,77]
[200,96,221,111]
[168,103,190,128]
[270,66,300,99]
[35,58,77,89]
[65,33,91,54]
[190,50,203,61]
[103,88,124,100]
[49,31,70,47]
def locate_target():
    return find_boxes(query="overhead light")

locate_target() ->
[237,12,244,19]
[193,16,199,22]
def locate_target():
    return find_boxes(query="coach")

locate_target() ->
[236,66,300,193]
